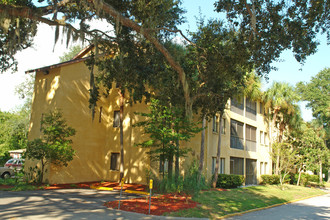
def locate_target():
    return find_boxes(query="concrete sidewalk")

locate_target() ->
[0,189,207,220]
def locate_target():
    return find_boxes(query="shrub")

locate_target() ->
[261,175,280,185]
[216,174,244,188]
[153,161,208,195]
[295,173,319,186]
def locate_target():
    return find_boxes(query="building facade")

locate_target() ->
[27,50,272,185]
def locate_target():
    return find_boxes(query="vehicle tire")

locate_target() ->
[1,172,11,179]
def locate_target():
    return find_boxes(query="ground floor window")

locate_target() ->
[230,157,244,175]
[110,152,120,171]
[264,162,268,174]
[212,157,225,174]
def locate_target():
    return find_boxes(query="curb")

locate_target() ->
[90,185,113,191]
[125,189,150,195]
[216,193,326,219]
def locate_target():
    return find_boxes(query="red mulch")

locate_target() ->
[0,185,14,189]
[42,181,148,191]
[104,193,198,215]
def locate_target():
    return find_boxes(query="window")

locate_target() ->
[246,125,257,151]
[246,98,257,120]
[259,103,264,114]
[212,115,219,133]
[264,162,268,174]
[230,157,244,175]
[113,111,120,127]
[230,119,244,150]
[231,96,244,115]
[110,153,120,171]
[264,132,269,146]
[212,157,225,174]
[221,118,226,134]
[260,131,264,145]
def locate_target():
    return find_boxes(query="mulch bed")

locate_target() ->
[104,193,199,215]
[0,185,14,189]
[42,181,148,191]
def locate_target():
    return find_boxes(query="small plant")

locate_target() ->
[216,174,245,188]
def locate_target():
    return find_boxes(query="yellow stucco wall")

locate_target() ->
[28,62,150,184]
[28,59,273,185]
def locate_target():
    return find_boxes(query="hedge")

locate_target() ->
[261,175,280,185]
[216,174,245,188]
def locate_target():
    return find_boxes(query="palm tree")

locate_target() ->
[263,82,300,174]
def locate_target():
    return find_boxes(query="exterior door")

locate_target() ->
[246,159,257,185]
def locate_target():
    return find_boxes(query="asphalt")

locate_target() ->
[0,189,207,220]
[223,192,330,220]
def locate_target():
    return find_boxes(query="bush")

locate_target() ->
[261,175,280,185]
[153,161,209,195]
[216,174,244,188]
[295,173,319,186]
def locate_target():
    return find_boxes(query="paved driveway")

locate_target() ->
[0,189,205,220]
[224,193,330,220]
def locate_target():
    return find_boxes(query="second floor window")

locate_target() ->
[230,119,244,150]
[212,115,219,133]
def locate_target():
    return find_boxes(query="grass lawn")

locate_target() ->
[166,185,326,218]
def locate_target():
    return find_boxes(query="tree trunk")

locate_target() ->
[40,160,45,184]
[119,91,124,181]
[212,113,223,188]
[272,110,279,175]
[319,159,323,184]
[168,154,173,179]
[198,117,206,182]
[297,167,302,186]
[175,139,179,182]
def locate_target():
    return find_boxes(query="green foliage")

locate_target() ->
[59,45,83,62]
[26,109,76,183]
[215,174,245,188]
[261,175,280,185]
[0,110,29,155]
[152,160,208,195]
[294,173,320,187]
[135,99,200,178]
[271,142,298,185]
[0,152,11,166]
[215,0,329,76]
[297,68,330,146]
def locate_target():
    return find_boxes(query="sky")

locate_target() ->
[0,0,328,121]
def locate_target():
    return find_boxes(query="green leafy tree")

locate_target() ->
[297,68,330,147]
[135,99,200,180]
[263,82,300,174]
[1,0,329,119]
[26,110,76,183]
[59,45,83,62]
[271,142,298,188]
[292,122,329,184]
[0,110,29,154]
